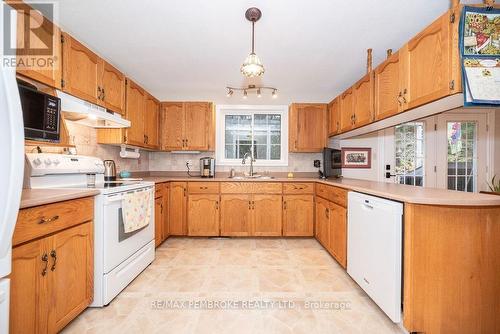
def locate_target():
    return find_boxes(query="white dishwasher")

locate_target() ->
[347,192,403,323]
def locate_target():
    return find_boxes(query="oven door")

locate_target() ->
[102,186,154,273]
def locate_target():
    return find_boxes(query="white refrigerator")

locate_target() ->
[0,7,25,333]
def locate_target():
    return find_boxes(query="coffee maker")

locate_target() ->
[199,157,215,178]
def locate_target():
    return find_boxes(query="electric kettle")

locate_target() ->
[103,160,117,181]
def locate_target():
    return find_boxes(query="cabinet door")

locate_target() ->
[48,222,93,333]
[188,194,220,236]
[283,195,314,237]
[375,51,403,120]
[184,102,209,151]
[62,33,100,103]
[353,73,374,128]
[220,195,252,236]
[162,185,170,241]
[144,94,160,149]
[99,60,125,114]
[402,11,452,110]
[289,104,327,152]
[315,198,330,249]
[329,203,347,269]
[253,194,282,236]
[328,98,340,136]
[15,6,62,89]
[125,79,146,147]
[160,102,184,151]
[339,88,354,133]
[10,239,50,334]
[169,182,187,235]
[154,197,164,247]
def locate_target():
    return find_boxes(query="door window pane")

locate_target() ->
[394,122,425,187]
[447,121,477,192]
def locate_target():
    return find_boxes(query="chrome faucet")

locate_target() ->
[242,152,256,176]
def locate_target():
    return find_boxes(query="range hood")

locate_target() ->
[56,90,130,128]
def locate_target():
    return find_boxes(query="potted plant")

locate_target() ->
[483,175,500,195]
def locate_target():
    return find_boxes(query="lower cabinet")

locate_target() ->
[253,195,282,236]
[154,196,164,247]
[10,222,93,334]
[315,197,331,249]
[188,194,220,236]
[220,195,252,236]
[283,195,314,236]
[169,182,187,235]
[162,183,170,240]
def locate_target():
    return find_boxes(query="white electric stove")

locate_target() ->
[25,153,155,307]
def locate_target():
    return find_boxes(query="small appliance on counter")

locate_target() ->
[200,157,215,178]
[103,160,117,181]
[322,147,342,179]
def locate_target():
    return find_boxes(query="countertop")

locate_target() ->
[20,188,101,209]
[139,175,500,207]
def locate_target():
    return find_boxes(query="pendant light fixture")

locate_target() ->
[240,7,265,77]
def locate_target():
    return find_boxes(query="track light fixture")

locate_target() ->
[225,84,278,99]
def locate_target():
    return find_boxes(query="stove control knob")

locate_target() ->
[53,159,60,166]
[44,159,52,166]
[33,158,42,166]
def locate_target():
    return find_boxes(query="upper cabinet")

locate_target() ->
[289,103,327,153]
[144,93,160,150]
[98,60,126,114]
[328,97,340,136]
[61,33,100,104]
[160,102,214,151]
[339,89,354,133]
[124,79,146,147]
[352,72,374,128]
[62,33,126,114]
[14,4,62,89]
[400,10,460,110]
[374,51,403,121]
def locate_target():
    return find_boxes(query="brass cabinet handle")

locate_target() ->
[97,86,102,100]
[50,250,57,271]
[248,201,252,209]
[325,208,329,219]
[102,88,105,101]
[402,88,408,104]
[160,203,163,214]
[283,201,287,210]
[336,121,339,132]
[252,200,255,210]
[183,188,186,197]
[41,253,48,276]
[215,200,219,210]
[39,215,59,224]
[397,92,404,106]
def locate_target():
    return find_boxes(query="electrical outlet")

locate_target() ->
[186,160,192,167]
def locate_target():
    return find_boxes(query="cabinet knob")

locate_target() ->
[41,253,48,276]
[50,250,57,271]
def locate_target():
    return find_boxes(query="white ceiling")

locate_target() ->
[53,0,476,104]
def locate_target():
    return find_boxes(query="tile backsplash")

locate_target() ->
[25,121,321,174]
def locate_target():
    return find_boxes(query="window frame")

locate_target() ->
[394,121,426,187]
[216,105,289,166]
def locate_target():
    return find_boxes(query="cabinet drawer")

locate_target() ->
[316,183,347,207]
[283,183,314,194]
[13,197,94,246]
[155,183,165,198]
[188,182,220,194]
[220,182,282,194]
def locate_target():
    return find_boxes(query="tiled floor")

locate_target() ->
[63,237,404,334]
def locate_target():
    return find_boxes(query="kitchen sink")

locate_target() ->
[229,175,275,180]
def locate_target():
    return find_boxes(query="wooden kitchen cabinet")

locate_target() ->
[352,72,374,128]
[124,79,146,147]
[188,194,220,236]
[220,195,252,236]
[253,194,282,236]
[374,51,403,120]
[98,59,126,114]
[14,3,62,89]
[61,33,100,104]
[162,183,170,241]
[289,103,327,152]
[339,88,354,133]
[169,182,187,235]
[401,10,460,110]
[154,195,164,247]
[10,198,93,334]
[144,93,160,149]
[328,97,340,136]
[160,102,213,151]
[283,195,314,236]
[328,202,347,268]
[315,197,330,250]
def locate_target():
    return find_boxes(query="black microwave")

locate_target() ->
[18,81,61,142]
[323,147,342,178]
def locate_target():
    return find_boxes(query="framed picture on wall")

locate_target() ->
[341,147,371,168]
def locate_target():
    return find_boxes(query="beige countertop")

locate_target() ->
[20,188,100,209]
[139,175,500,207]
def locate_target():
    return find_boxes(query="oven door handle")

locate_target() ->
[104,195,124,204]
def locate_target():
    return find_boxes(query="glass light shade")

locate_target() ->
[240,53,265,77]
